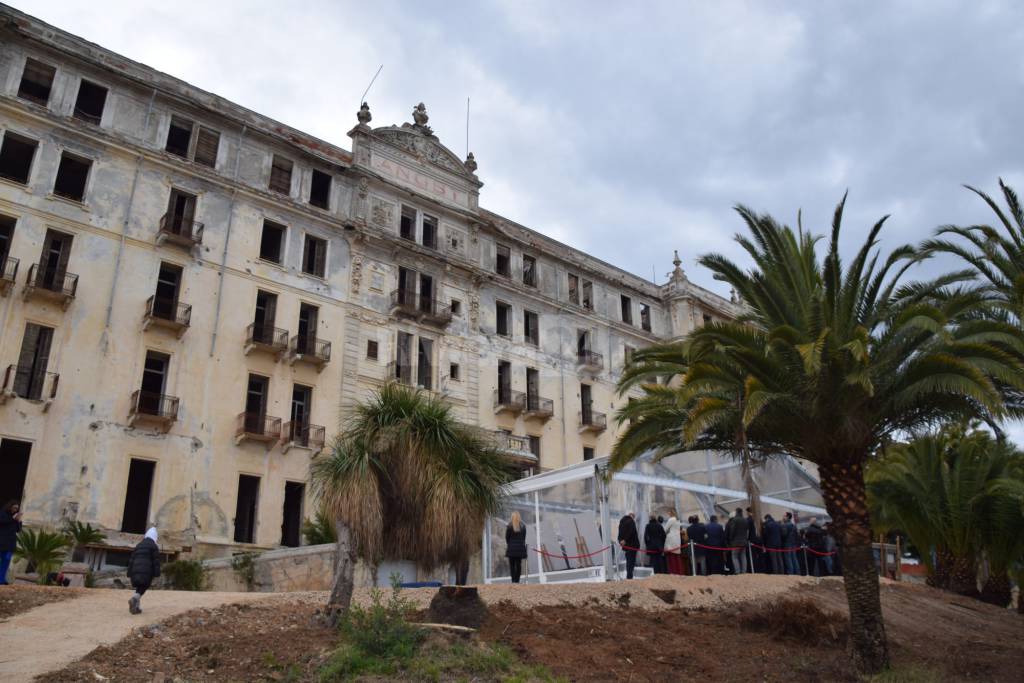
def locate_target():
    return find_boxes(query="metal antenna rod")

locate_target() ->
[360,64,384,107]
[465,96,471,157]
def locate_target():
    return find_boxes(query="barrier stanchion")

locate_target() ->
[802,545,809,575]
[688,540,697,576]
[747,542,755,574]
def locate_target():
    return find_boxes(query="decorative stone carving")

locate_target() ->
[370,197,395,227]
[352,177,369,220]
[350,255,364,295]
[373,129,466,176]
[357,101,372,125]
[469,294,480,328]
[411,102,431,134]
[464,152,477,174]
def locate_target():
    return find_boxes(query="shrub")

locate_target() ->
[301,509,337,546]
[63,520,106,562]
[739,597,846,644]
[15,528,69,582]
[231,552,258,590]
[161,559,208,591]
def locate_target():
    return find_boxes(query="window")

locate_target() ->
[0,439,32,514]
[496,301,511,337]
[52,152,91,202]
[624,345,636,365]
[523,254,537,287]
[495,244,511,277]
[121,459,155,534]
[419,273,434,313]
[400,205,416,241]
[581,383,593,422]
[297,303,319,352]
[259,220,285,263]
[17,58,55,106]
[252,290,277,342]
[366,340,378,360]
[302,235,326,277]
[422,214,438,249]
[138,350,170,415]
[291,384,313,430]
[449,233,460,251]
[702,313,712,326]
[583,447,595,461]
[73,80,108,124]
[165,116,193,157]
[193,127,220,168]
[0,132,38,185]
[529,435,541,463]
[417,337,433,389]
[524,310,539,346]
[449,363,460,381]
[37,229,74,292]
[152,262,182,320]
[244,374,270,433]
[396,331,413,382]
[14,323,54,400]
[568,273,580,305]
[309,169,331,209]
[281,482,304,548]
[233,474,261,544]
[621,295,633,325]
[0,214,14,265]
[450,299,462,316]
[268,155,292,194]
[497,360,512,403]
[582,280,594,310]
[577,329,591,356]
[640,303,652,332]
[526,367,540,404]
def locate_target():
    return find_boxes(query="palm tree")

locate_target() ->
[611,196,1024,673]
[63,520,106,564]
[15,528,70,582]
[311,383,515,615]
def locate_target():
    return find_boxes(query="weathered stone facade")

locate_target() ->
[0,7,741,567]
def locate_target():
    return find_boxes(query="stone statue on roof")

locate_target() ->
[357,102,372,125]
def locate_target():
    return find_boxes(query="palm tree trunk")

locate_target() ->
[946,554,978,597]
[979,570,1012,607]
[328,519,357,622]
[818,460,889,674]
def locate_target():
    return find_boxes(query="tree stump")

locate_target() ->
[426,586,489,629]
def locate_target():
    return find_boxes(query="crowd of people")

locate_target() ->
[618,507,840,579]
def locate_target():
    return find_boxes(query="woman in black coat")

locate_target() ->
[0,500,23,585]
[505,511,528,583]
[643,514,667,574]
[127,527,161,614]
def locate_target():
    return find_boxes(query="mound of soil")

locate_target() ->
[0,585,87,620]
[425,586,489,629]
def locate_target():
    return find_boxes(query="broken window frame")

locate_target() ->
[422,213,438,249]
[620,294,633,325]
[259,219,286,264]
[73,79,108,125]
[308,169,332,210]
[52,151,92,203]
[268,155,293,195]
[301,234,327,278]
[0,131,39,185]
[165,115,194,158]
[495,244,511,278]
[567,273,580,305]
[496,301,512,337]
[640,303,652,332]
[524,309,539,347]
[17,58,56,106]
[449,362,460,381]
[522,254,537,287]
[581,280,594,310]
[366,340,379,360]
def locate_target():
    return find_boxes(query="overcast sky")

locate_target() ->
[15,0,1024,295]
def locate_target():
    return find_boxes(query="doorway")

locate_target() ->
[39,229,73,291]
[234,474,260,543]
[121,458,155,534]
[139,351,169,415]
[0,439,31,506]
[281,481,304,547]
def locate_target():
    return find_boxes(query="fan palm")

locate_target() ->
[62,520,106,562]
[611,196,1024,673]
[15,528,70,582]
[311,383,515,615]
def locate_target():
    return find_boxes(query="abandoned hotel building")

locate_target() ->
[0,7,741,570]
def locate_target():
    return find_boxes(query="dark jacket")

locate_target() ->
[705,521,726,548]
[746,515,759,543]
[762,518,782,548]
[780,520,799,548]
[505,523,528,559]
[0,510,22,553]
[643,519,666,551]
[617,515,640,550]
[725,515,748,548]
[686,521,708,554]
[127,537,161,585]
[804,523,826,551]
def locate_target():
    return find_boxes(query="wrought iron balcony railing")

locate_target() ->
[578,409,607,433]
[577,349,603,371]
[288,335,331,369]
[25,263,78,305]
[235,412,282,443]
[143,295,191,336]
[281,421,326,452]
[157,213,204,248]
[389,289,452,326]
[1,364,59,406]
[129,390,179,426]
[523,393,554,420]
[493,388,525,414]
[0,256,18,294]
[245,323,289,356]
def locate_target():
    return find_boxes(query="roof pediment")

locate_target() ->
[369,125,477,182]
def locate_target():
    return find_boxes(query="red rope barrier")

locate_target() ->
[531,545,612,560]
[804,546,837,556]
[749,543,803,553]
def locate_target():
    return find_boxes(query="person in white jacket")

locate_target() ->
[662,511,683,575]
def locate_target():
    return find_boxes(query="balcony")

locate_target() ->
[1,364,59,410]
[24,263,78,309]
[493,388,525,415]
[491,431,538,469]
[389,289,453,327]
[157,213,204,250]
[523,393,554,421]
[235,412,282,446]
[0,257,18,295]
[578,409,607,434]
[244,323,288,358]
[281,421,326,454]
[142,295,191,337]
[577,349,603,373]
[387,361,413,385]
[287,335,331,372]
[129,390,179,431]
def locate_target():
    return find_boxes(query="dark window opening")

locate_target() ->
[259,220,285,263]
[269,155,293,194]
[366,340,378,360]
[583,447,595,461]
[297,303,319,352]
[302,235,326,277]
[121,459,155,534]
[38,229,74,293]
[624,345,636,365]
[291,384,312,428]
[640,303,652,332]
[165,116,193,158]
[702,313,712,326]
[496,301,511,337]
[582,280,593,310]
[449,363,460,381]
[166,188,197,235]
[422,214,438,249]
[529,435,541,463]
[309,169,331,209]
[396,331,413,381]
[281,482,304,547]
[233,474,260,544]
[0,439,32,508]
[0,132,38,185]
[577,329,591,356]
[450,299,461,316]
[152,262,182,319]
[524,310,539,346]
[419,273,433,313]
[17,58,55,106]
[497,360,512,403]
[138,351,169,415]
[495,244,511,277]
[0,214,14,264]
[193,127,220,168]
[53,153,91,202]
[568,273,579,305]
[73,80,108,124]
[14,323,53,400]
[526,367,539,403]
[621,295,633,325]
[400,205,416,241]
[243,374,269,434]
[581,384,593,422]
[523,254,537,287]
[417,337,433,390]
[253,290,278,342]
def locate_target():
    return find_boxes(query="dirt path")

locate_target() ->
[0,589,267,682]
